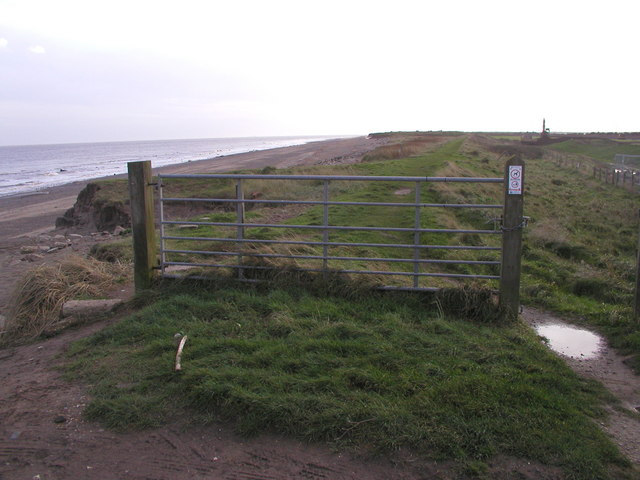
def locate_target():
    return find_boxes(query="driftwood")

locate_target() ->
[61,299,123,318]
[175,335,188,371]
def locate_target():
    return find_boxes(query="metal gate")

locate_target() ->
[156,171,516,293]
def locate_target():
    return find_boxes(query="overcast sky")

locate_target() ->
[0,0,638,146]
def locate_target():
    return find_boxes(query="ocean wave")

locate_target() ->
[0,135,347,197]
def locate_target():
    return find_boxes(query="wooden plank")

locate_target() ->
[128,161,157,290]
[500,157,525,320]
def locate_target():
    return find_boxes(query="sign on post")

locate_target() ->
[500,158,525,320]
[508,165,523,195]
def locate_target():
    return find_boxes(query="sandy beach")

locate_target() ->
[0,136,380,243]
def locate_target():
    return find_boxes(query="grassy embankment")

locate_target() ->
[548,138,640,165]
[522,138,640,370]
[404,135,640,371]
[64,135,640,479]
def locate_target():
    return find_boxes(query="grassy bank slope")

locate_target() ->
[417,136,640,371]
[547,138,640,164]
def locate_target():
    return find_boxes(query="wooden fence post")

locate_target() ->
[500,156,525,320]
[634,209,640,320]
[128,161,157,290]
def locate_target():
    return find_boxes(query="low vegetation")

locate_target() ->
[158,138,502,291]
[89,240,134,264]
[429,135,640,372]
[56,133,640,478]
[2,255,130,343]
[547,138,640,165]
[67,280,630,479]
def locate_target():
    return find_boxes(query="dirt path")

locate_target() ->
[0,308,631,480]
[522,307,640,465]
[0,316,567,480]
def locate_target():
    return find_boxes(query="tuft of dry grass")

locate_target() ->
[2,255,129,342]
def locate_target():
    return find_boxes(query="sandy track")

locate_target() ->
[0,196,77,224]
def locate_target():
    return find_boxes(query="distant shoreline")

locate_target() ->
[0,136,381,243]
[0,135,354,200]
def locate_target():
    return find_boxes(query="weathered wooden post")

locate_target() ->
[634,209,640,320]
[500,156,525,320]
[128,161,157,290]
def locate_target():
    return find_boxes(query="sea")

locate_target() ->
[0,135,344,198]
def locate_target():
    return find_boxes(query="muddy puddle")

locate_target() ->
[535,322,603,359]
[523,307,640,465]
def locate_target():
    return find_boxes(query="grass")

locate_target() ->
[519,152,640,368]
[360,133,451,162]
[54,132,640,478]
[66,280,631,479]
[159,138,502,290]
[139,134,640,354]
[547,138,640,164]
[417,135,640,372]
[89,240,134,263]
[2,255,130,343]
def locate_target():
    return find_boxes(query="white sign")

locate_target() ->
[508,165,523,195]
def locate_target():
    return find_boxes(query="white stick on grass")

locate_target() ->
[175,335,188,371]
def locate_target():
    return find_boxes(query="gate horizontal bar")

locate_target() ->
[161,220,501,235]
[162,236,501,250]
[161,197,503,209]
[163,248,500,265]
[160,173,504,183]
